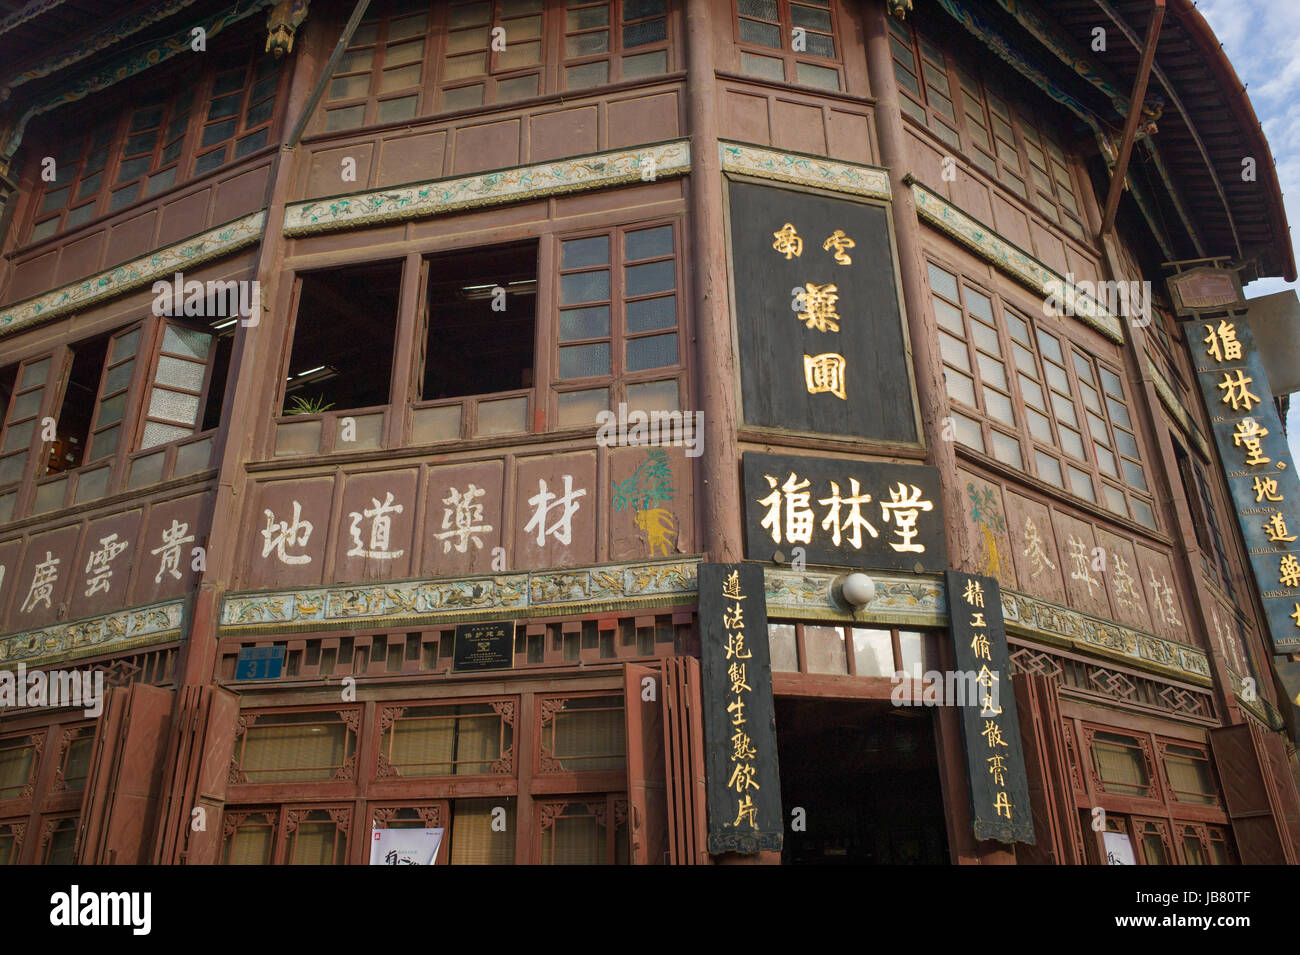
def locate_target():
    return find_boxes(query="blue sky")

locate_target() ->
[1199,0,1300,463]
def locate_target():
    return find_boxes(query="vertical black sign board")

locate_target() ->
[727,178,917,442]
[698,563,783,855]
[945,571,1036,845]
[453,621,515,672]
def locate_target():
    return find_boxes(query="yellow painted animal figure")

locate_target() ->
[633,508,678,556]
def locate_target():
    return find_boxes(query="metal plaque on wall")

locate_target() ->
[698,562,783,855]
[945,571,1036,845]
[743,451,946,571]
[453,621,515,671]
[727,178,919,442]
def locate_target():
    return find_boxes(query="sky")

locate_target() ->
[1198,0,1300,462]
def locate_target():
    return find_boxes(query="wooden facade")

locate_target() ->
[0,0,1296,865]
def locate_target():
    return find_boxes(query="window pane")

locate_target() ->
[562,235,610,269]
[804,626,847,674]
[625,378,678,413]
[990,431,1020,467]
[626,295,675,333]
[622,50,667,77]
[559,306,611,341]
[626,332,677,371]
[741,52,784,80]
[739,18,781,48]
[560,270,610,304]
[1067,466,1094,502]
[928,264,958,301]
[1035,451,1062,487]
[796,63,839,90]
[558,342,611,378]
[625,260,674,296]
[769,623,798,672]
[944,369,976,407]
[557,388,608,427]
[984,387,1014,425]
[623,19,666,47]
[567,30,610,56]
[566,62,608,89]
[851,628,893,676]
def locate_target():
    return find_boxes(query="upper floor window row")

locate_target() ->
[317,0,672,133]
[25,43,284,247]
[888,15,1087,244]
[734,0,842,91]
[928,260,1156,530]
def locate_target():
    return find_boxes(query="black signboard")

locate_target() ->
[945,571,1035,845]
[727,178,918,442]
[743,451,946,571]
[453,621,515,672]
[698,563,782,855]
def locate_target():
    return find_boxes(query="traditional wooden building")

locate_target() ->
[0,0,1296,866]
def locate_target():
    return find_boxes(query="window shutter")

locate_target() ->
[1012,673,1084,864]
[85,325,141,463]
[624,662,668,864]
[139,323,215,450]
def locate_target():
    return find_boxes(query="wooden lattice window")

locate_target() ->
[0,357,53,520]
[735,0,841,91]
[447,797,517,864]
[929,260,1156,527]
[0,821,24,864]
[41,815,78,865]
[537,794,628,864]
[286,808,351,865]
[766,621,940,677]
[888,16,1086,241]
[1132,816,1171,865]
[538,694,626,772]
[563,0,671,89]
[0,734,40,801]
[231,709,359,784]
[1207,824,1235,865]
[222,808,278,865]
[378,701,515,778]
[554,222,684,429]
[1160,742,1218,807]
[1089,729,1154,799]
[55,725,96,793]
[26,34,283,245]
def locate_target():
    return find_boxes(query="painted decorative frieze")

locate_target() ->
[283,140,691,236]
[0,598,185,668]
[0,212,266,337]
[718,142,892,200]
[220,557,700,632]
[909,181,1124,342]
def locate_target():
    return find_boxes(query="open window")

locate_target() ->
[412,241,538,442]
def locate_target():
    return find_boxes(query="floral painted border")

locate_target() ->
[283,140,691,236]
[0,211,266,338]
[909,180,1125,343]
[718,141,892,200]
[0,598,185,669]
[219,557,700,633]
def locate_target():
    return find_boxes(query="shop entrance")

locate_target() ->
[775,698,950,864]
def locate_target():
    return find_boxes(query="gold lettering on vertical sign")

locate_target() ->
[1203,321,1242,363]
[797,283,842,332]
[1217,370,1262,412]
[1254,476,1284,503]
[1232,419,1271,467]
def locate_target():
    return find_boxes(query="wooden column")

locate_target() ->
[862,3,1009,865]
[685,0,741,563]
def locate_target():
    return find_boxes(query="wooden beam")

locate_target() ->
[288,0,373,147]
[1099,0,1167,238]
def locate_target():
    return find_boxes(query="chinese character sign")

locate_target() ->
[743,452,946,571]
[1191,316,1300,652]
[698,563,782,855]
[728,180,919,442]
[945,571,1035,845]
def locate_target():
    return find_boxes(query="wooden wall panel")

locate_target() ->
[1003,488,1068,604]
[420,460,507,578]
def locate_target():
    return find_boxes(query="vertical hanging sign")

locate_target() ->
[945,571,1036,845]
[1191,317,1300,652]
[698,562,783,855]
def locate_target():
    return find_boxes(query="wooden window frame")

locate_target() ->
[23,28,286,248]
[888,16,1087,243]
[375,697,517,780]
[733,0,843,92]
[552,219,686,430]
[229,706,361,786]
[1084,725,1158,801]
[928,258,1157,528]
[534,791,629,864]
[221,804,353,865]
[535,691,627,782]
[561,0,673,90]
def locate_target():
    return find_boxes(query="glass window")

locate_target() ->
[737,0,841,90]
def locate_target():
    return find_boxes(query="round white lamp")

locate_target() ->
[841,572,876,608]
